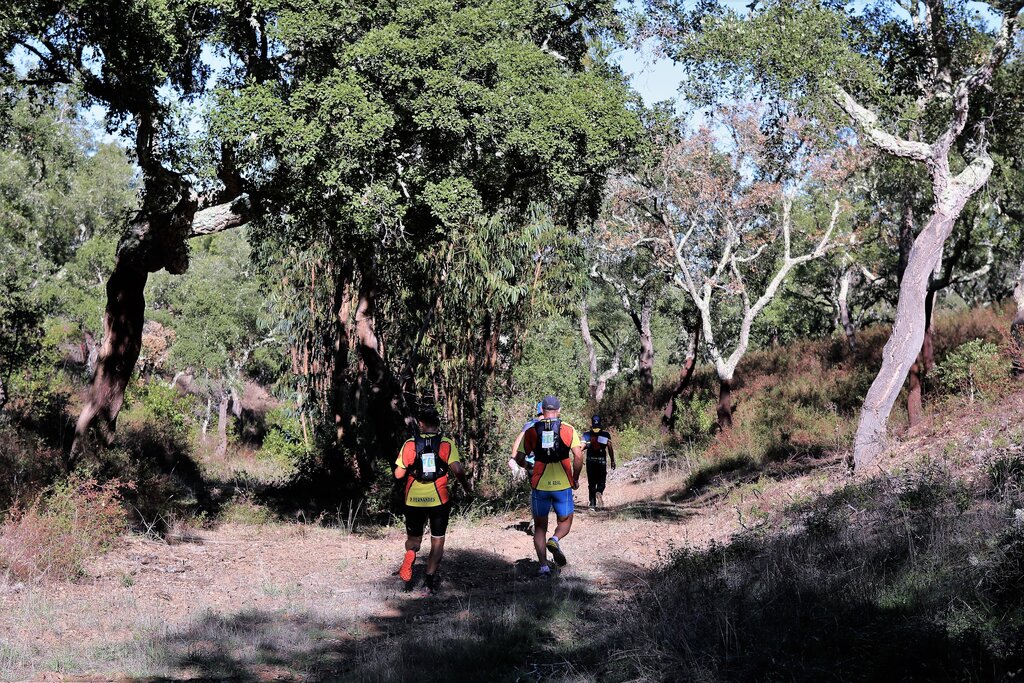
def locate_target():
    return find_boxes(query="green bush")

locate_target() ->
[220,489,275,525]
[260,408,315,476]
[934,339,1006,403]
[125,381,192,439]
[676,393,716,436]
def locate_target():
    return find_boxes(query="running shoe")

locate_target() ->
[537,564,552,577]
[399,550,415,582]
[546,537,567,566]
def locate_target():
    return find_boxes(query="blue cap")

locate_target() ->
[592,414,602,427]
[535,401,543,416]
[541,395,561,410]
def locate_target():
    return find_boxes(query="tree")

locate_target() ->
[580,292,637,403]
[2,0,256,455]
[2,0,641,474]
[211,0,641,482]
[587,242,662,396]
[608,107,851,430]
[640,0,1024,466]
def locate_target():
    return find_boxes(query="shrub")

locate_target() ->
[261,408,315,477]
[675,392,716,437]
[220,489,275,525]
[134,381,190,438]
[0,474,128,581]
[0,423,65,511]
[934,339,1006,403]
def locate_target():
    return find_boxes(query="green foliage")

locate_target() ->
[934,339,1006,402]
[134,382,191,439]
[511,315,590,419]
[611,421,663,462]
[0,95,135,263]
[644,0,876,113]
[260,408,315,477]
[0,268,44,406]
[148,230,269,377]
[676,392,717,436]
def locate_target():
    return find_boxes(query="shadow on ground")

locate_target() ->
[138,461,1024,683]
[142,548,611,682]
[600,500,700,523]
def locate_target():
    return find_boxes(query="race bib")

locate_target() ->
[541,430,555,449]
[597,436,609,445]
[421,452,436,475]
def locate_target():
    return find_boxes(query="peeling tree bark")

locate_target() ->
[636,299,655,396]
[854,177,991,466]
[354,262,416,462]
[331,261,354,455]
[662,320,701,432]
[717,377,734,432]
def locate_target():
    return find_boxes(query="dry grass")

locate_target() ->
[0,474,128,581]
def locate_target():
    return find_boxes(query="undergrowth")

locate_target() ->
[0,474,128,581]
[606,459,1024,682]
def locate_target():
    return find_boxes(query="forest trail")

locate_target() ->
[0,452,846,682]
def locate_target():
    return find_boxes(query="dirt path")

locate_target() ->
[0,458,836,682]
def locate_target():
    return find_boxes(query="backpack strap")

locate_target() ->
[533,419,569,463]
[410,433,448,482]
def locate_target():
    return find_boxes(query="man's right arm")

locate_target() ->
[570,445,584,490]
[394,442,409,480]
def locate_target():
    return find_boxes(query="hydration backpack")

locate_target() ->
[407,433,449,483]
[532,419,570,464]
[585,430,611,462]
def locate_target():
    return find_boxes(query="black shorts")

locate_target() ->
[404,503,451,538]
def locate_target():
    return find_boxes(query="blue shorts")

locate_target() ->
[531,488,574,519]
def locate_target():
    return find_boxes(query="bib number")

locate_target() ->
[541,430,555,449]
[421,452,436,476]
[597,436,609,445]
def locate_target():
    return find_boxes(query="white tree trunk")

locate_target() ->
[201,395,212,443]
[854,170,991,467]
[594,349,626,403]
[580,299,599,400]
[215,391,230,458]
[840,6,1013,467]
[838,268,856,352]
[1011,259,1024,376]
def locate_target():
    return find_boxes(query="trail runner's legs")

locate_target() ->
[531,488,574,568]
[401,504,450,585]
